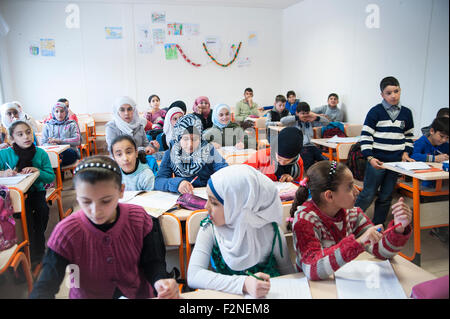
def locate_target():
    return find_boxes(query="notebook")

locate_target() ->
[385,162,430,171]
[0,173,32,185]
[245,276,312,299]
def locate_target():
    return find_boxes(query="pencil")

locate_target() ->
[5,162,13,171]
[245,270,265,281]
[191,176,198,184]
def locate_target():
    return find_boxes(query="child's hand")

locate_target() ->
[402,152,415,162]
[279,174,294,183]
[20,167,38,174]
[391,197,412,233]
[150,140,160,151]
[369,157,384,169]
[436,154,449,162]
[178,180,194,194]
[145,145,156,155]
[243,273,271,298]
[356,224,384,246]
[0,143,9,149]
[0,169,17,177]
[154,279,180,299]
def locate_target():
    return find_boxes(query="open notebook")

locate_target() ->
[0,173,32,185]
[385,162,430,171]
[245,276,312,299]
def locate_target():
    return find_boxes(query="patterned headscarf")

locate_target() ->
[169,114,213,177]
[47,102,73,126]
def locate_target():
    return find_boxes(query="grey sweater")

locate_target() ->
[105,120,149,153]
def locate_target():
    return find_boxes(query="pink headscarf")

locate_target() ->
[192,96,211,118]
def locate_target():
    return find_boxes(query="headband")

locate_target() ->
[74,162,120,176]
[327,160,337,189]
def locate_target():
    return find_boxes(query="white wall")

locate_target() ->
[282,0,449,135]
[0,0,282,119]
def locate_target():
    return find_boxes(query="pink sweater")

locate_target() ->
[47,203,155,299]
[292,200,411,281]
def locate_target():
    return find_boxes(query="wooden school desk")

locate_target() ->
[217,148,257,165]
[181,252,436,299]
[39,144,70,154]
[310,138,357,162]
[381,162,449,266]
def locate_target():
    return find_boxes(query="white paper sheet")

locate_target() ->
[126,191,180,217]
[335,260,406,299]
[245,276,312,299]
[327,136,360,143]
[119,191,147,203]
[274,182,297,193]
[192,188,208,200]
[0,173,32,185]
[386,162,430,171]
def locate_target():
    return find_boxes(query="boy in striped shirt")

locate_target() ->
[355,76,415,226]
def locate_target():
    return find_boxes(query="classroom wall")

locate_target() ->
[281,0,449,135]
[0,0,282,119]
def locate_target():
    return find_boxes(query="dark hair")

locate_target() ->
[380,76,400,92]
[244,87,253,94]
[57,98,68,106]
[240,120,255,131]
[286,90,296,98]
[148,94,160,104]
[328,93,339,100]
[275,94,286,104]
[73,155,122,188]
[110,135,147,164]
[436,107,449,118]
[431,117,449,136]
[169,100,187,114]
[296,102,310,113]
[287,161,348,230]
[8,120,32,138]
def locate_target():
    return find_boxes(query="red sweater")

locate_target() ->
[292,200,412,281]
[244,147,304,182]
[47,203,155,299]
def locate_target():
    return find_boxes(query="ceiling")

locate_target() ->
[46,0,304,9]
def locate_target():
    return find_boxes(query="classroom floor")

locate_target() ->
[0,174,448,299]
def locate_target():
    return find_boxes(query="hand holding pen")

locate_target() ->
[244,271,271,298]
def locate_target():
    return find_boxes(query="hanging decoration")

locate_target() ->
[202,41,242,67]
[175,44,201,67]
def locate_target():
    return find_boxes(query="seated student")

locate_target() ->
[289,160,412,281]
[0,121,55,265]
[265,95,290,128]
[160,106,184,151]
[244,127,304,182]
[421,107,449,136]
[43,98,79,124]
[29,155,179,299]
[165,100,187,115]
[192,96,213,130]
[285,90,300,115]
[187,165,294,297]
[312,93,344,122]
[281,102,328,172]
[105,96,159,156]
[154,114,228,194]
[144,94,166,131]
[0,102,39,148]
[40,102,81,166]
[234,88,264,123]
[203,103,249,149]
[110,135,155,191]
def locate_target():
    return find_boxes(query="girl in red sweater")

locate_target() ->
[288,160,412,281]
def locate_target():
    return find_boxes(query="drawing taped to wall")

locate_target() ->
[151,11,166,23]
[105,26,123,39]
[167,23,183,36]
[40,38,55,56]
[152,28,165,45]
[164,43,178,60]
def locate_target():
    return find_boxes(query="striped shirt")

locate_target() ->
[360,103,414,162]
[292,200,411,281]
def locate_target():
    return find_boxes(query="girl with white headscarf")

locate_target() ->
[187,165,294,297]
[105,96,159,155]
[0,102,39,148]
[160,106,184,151]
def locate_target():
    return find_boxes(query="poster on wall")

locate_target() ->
[40,38,55,56]
[237,57,251,67]
[105,26,123,39]
[167,23,183,36]
[204,36,221,56]
[152,28,165,45]
[183,23,200,36]
[137,41,153,54]
[136,24,151,41]
[151,11,166,23]
[248,31,258,47]
[29,41,40,56]
[164,43,178,60]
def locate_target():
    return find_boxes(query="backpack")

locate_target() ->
[0,185,17,251]
[346,142,366,181]
[322,122,346,139]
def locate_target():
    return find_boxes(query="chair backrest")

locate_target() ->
[186,210,208,245]
[255,117,267,129]
[313,127,322,138]
[46,150,60,169]
[159,213,182,246]
[280,201,293,235]
[91,112,113,123]
[345,124,362,137]
[336,143,354,161]
[7,187,29,244]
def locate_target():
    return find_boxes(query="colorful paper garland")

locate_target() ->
[175,44,202,67]
[202,41,242,67]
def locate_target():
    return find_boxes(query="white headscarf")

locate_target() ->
[163,106,184,142]
[208,165,282,270]
[112,96,145,136]
[0,102,21,129]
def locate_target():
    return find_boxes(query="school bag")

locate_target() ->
[0,185,17,251]
[322,122,346,138]
[176,193,207,211]
[346,142,366,181]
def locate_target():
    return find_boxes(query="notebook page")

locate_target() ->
[245,276,312,299]
[386,162,430,171]
[335,260,406,299]
[0,173,32,185]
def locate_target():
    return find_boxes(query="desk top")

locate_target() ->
[383,162,449,181]
[267,125,285,132]
[311,138,339,149]
[182,252,436,299]
[217,148,257,165]
[7,171,40,193]
[39,144,70,154]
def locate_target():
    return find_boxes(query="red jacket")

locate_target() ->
[244,147,304,182]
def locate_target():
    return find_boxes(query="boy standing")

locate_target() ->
[234,88,263,123]
[356,76,415,226]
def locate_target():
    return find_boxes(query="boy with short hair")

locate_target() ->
[355,76,415,226]
[313,93,344,122]
[285,90,300,115]
[421,107,449,136]
[234,88,263,123]
[412,117,449,163]
[265,95,290,127]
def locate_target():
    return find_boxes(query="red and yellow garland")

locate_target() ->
[202,42,242,67]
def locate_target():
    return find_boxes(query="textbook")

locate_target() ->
[0,173,32,185]
[385,161,430,171]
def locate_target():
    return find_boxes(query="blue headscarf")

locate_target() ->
[211,103,231,129]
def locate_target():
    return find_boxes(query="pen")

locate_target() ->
[245,270,265,281]
[364,224,402,245]
[191,176,198,184]
[5,162,13,171]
